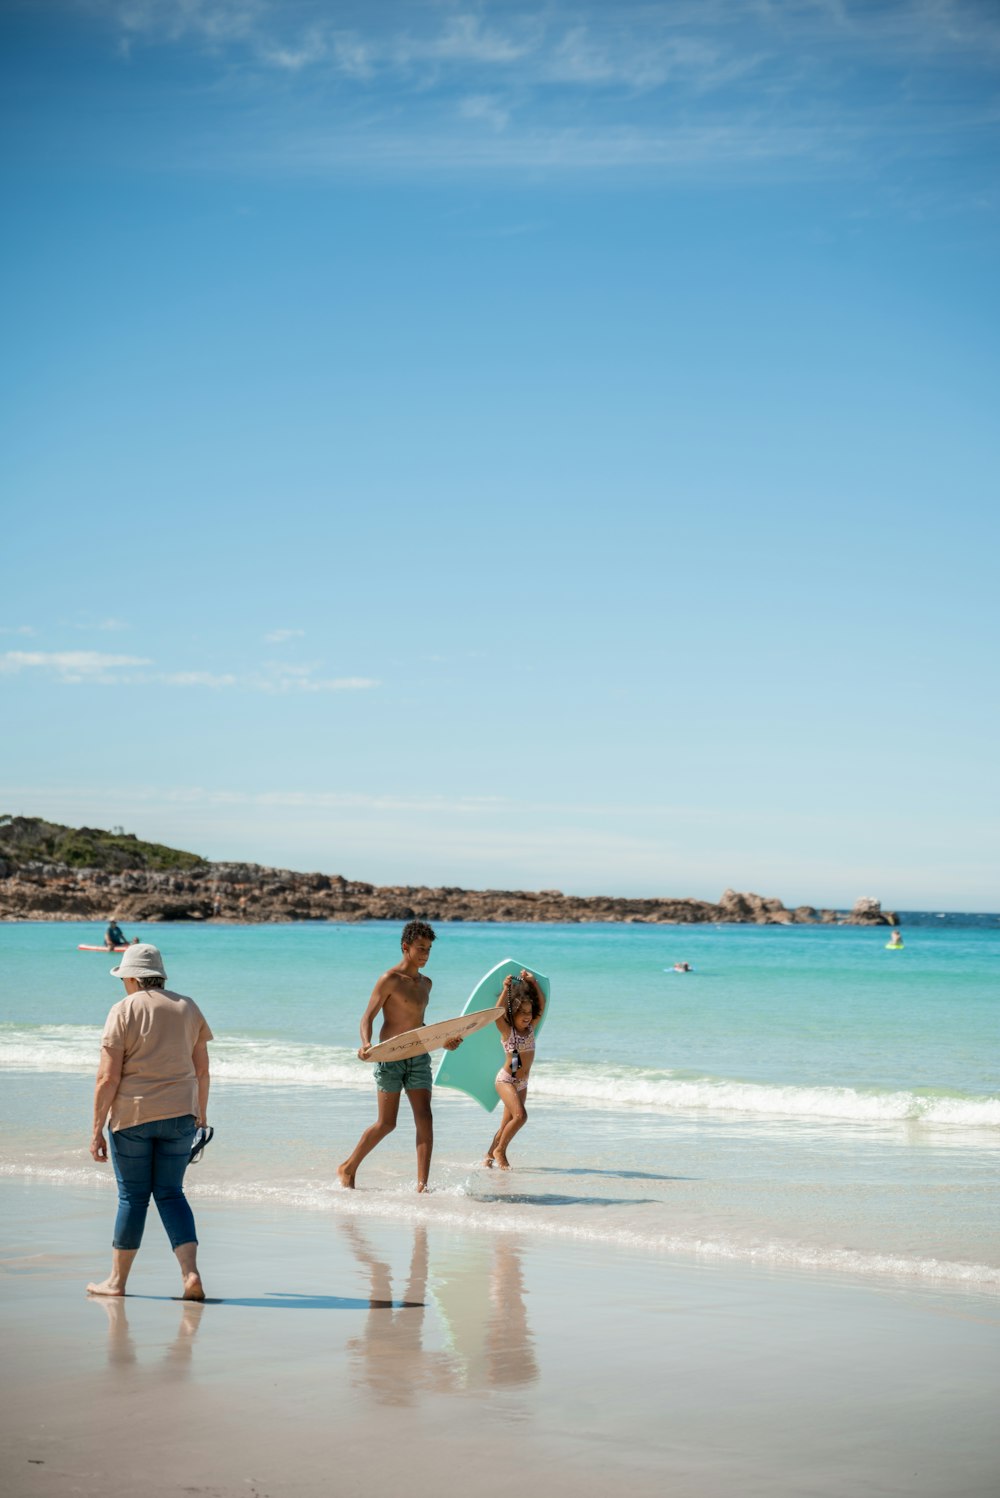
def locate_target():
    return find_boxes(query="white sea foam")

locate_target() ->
[3,1161,998,1294]
[0,1026,373,1094]
[3,1025,997,1129]
[540,1066,1000,1128]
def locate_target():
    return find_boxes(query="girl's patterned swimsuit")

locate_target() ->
[496,1023,535,1095]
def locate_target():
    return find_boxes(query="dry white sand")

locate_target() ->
[1,1179,999,1498]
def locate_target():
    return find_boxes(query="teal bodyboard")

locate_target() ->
[433,958,550,1112]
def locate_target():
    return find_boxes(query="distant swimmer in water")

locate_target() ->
[887,930,903,949]
[673,962,692,973]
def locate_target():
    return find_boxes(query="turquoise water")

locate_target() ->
[2,919,998,1291]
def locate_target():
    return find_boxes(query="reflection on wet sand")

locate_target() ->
[89,1295,205,1375]
[342,1221,456,1406]
[433,1234,539,1393]
[485,1238,538,1389]
[341,1220,538,1403]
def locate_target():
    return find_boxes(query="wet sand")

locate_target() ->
[1,1179,999,1498]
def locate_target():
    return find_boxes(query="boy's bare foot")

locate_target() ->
[417,1180,430,1192]
[181,1272,205,1302]
[483,1153,494,1168]
[492,1151,511,1170]
[337,1163,356,1189]
[86,1279,125,1296]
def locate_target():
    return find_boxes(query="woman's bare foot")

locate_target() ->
[181,1271,205,1302]
[483,1153,494,1168]
[492,1151,511,1170]
[337,1163,356,1189]
[417,1180,430,1193]
[86,1278,125,1296]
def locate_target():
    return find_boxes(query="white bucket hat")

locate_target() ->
[110,943,167,981]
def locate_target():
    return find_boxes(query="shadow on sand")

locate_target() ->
[133,1293,424,1310]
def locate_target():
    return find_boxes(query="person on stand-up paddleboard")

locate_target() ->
[104,917,129,950]
[338,922,461,1193]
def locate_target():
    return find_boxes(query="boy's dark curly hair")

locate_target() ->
[401,920,436,950]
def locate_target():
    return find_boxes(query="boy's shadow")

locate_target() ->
[471,1191,659,1207]
[142,1293,423,1310]
[528,1166,695,1182]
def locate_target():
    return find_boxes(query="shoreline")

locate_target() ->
[4,1149,998,1300]
[2,1178,999,1498]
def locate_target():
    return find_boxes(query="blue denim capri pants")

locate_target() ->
[109,1114,199,1251]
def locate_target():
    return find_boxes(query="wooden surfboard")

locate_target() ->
[363,1006,499,1063]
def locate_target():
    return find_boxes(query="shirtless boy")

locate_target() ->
[338,921,459,1193]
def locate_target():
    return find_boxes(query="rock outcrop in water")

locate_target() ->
[0,816,897,926]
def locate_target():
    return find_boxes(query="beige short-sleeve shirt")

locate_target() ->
[101,988,213,1132]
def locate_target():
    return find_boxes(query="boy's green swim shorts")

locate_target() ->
[373,1053,433,1093]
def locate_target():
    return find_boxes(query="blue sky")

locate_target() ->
[2,1,998,908]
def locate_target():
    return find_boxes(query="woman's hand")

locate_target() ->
[90,1131,108,1163]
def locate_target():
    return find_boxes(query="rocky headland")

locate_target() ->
[0,816,897,926]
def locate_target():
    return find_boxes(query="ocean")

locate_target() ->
[2,918,998,1294]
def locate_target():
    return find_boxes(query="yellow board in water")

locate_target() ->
[885,940,904,949]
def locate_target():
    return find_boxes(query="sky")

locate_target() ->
[1,0,998,909]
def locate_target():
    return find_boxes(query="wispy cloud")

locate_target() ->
[156,786,507,812]
[0,626,35,637]
[254,662,379,693]
[459,93,510,131]
[72,617,128,632]
[160,671,239,687]
[0,650,152,683]
[393,13,536,67]
[266,119,852,173]
[100,2,1000,80]
[546,24,719,90]
[113,0,264,49]
[0,649,376,692]
[52,2,1000,189]
[263,627,305,643]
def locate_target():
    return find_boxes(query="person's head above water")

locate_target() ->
[401,920,435,965]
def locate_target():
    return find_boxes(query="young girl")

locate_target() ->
[484,970,546,1170]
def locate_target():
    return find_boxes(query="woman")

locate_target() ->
[87,943,213,1300]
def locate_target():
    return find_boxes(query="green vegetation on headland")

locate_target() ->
[0,815,206,874]
[0,815,896,926]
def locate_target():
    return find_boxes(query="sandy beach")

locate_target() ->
[2,1177,998,1498]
